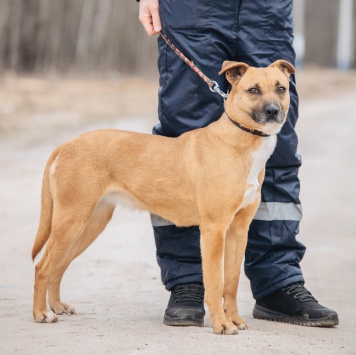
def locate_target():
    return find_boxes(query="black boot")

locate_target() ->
[164,283,205,327]
[253,283,339,327]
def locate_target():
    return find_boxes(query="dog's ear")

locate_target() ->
[219,61,250,84]
[269,60,295,78]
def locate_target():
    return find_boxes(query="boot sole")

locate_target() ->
[253,304,339,327]
[163,314,204,327]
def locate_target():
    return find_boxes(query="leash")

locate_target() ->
[160,32,229,100]
[161,32,269,138]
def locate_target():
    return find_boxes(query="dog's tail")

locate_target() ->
[32,146,61,261]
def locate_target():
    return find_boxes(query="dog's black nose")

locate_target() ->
[264,104,280,121]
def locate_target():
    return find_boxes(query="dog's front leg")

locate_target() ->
[200,223,238,335]
[223,200,260,331]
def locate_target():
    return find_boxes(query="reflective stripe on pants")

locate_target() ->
[151,202,303,227]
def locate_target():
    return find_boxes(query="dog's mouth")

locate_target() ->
[251,112,285,124]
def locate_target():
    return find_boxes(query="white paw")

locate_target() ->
[43,311,58,323]
[51,302,76,315]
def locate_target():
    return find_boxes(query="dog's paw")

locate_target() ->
[225,310,248,330]
[234,319,248,330]
[213,321,239,335]
[231,316,248,330]
[50,302,76,316]
[34,310,58,323]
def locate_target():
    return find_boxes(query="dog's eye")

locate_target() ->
[277,86,286,94]
[248,88,259,95]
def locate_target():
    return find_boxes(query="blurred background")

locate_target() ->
[0,0,355,139]
[0,0,355,76]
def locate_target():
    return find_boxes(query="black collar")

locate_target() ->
[225,112,270,137]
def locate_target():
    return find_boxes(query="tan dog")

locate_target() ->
[32,60,295,335]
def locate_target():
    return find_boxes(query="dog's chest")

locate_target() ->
[241,136,277,208]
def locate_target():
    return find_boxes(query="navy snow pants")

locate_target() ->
[152,0,306,300]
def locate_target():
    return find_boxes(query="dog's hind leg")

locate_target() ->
[47,202,115,317]
[33,211,88,323]
[223,201,260,330]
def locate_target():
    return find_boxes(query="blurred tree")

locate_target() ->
[0,0,354,75]
[305,0,339,67]
[0,0,158,77]
[305,0,355,69]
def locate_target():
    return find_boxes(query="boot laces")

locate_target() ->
[283,283,318,303]
[174,284,204,304]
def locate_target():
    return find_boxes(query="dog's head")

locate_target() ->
[219,60,295,135]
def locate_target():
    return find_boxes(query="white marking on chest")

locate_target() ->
[241,136,277,208]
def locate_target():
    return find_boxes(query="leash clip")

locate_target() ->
[160,32,229,101]
[209,81,229,100]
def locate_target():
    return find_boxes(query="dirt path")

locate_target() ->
[1,71,356,354]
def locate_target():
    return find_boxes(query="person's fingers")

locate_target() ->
[140,13,155,36]
[139,0,161,36]
[150,5,162,34]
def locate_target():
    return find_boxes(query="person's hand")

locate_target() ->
[139,0,162,36]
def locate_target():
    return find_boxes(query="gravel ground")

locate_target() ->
[0,70,356,354]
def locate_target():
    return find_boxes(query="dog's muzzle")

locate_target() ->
[253,103,285,124]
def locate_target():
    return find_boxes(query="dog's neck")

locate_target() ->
[224,111,270,137]
[204,112,277,154]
